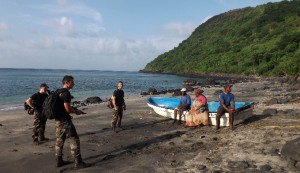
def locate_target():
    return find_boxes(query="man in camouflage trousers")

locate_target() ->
[26,83,49,145]
[54,75,87,169]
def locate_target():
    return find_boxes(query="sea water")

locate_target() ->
[0,68,205,111]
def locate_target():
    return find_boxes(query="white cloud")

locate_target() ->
[202,15,214,24]
[50,16,75,36]
[0,22,9,39]
[50,4,102,22]
[57,0,71,5]
[164,22,196,37]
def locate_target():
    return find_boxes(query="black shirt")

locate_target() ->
[113,89,124,107]
[30,92,48,111]
[56,88,72,121]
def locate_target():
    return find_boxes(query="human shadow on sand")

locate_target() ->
[239,114,273,126]
[84,130,187,166]
[78,118,173,137]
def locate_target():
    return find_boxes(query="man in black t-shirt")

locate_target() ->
[111,81,126,132]
[54,75,87,169]
[26,83,49,145]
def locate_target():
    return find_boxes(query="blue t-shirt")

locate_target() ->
[219,92,234,108]
[180,95,191,107]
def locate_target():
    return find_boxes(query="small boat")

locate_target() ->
[147,97,253,126]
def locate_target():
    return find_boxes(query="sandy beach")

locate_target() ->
[0,78,299,173]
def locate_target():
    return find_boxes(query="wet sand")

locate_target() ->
[0,79,299,173]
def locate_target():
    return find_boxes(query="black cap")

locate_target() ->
[40,83,48,88]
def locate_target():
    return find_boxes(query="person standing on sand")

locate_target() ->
[173,88,191,124]
[26,83,49,145]
[111,81,126,132]
[215,84,235,130]
[54,75,87,169]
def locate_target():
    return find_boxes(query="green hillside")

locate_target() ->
[143,0,300,76]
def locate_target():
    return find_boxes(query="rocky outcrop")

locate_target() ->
[281,137,300,171]
[83,96,103,104]
[183,79,197,86]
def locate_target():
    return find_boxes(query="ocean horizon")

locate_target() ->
[0,68,205,111]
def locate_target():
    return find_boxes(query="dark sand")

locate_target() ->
[0,80,299,173]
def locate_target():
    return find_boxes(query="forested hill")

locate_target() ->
[143,0,300,76]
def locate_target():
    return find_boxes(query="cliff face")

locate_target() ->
[143,0,300,76]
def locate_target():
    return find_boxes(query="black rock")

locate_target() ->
[237,161,249,169]
[172,89,181,96]
[198,165,207,170]
[281,137,300,162]
[140,91,149,96]
[265,98,278,106]
[202,79,219,85]
[214,90,223,95]
[277,98,290,104]
[84,96,102,104]
[212,170,222,173]
[148,87,158,95]
[183,79,197,86]
[270,148,280,156]
[260,165,272,171]
[263,108,277,115]
[228,161,249,169]
[186,86,194,92]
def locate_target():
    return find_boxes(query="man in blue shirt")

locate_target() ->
[216,84,235,130]
[173,88,191,124]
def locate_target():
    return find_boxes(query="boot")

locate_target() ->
[74,155,87,169]
[56,156,72,167]
[39,135,49,141]
[56,156,65,167]
[39,127,49,141]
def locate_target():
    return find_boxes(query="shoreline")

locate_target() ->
[0,79,299,172]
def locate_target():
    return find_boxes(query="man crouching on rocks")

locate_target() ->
[55,75,87,169]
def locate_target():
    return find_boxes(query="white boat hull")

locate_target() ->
[147,103,253,126]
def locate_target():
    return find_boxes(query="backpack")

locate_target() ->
[107,96,114,109]
[42,89,66,120]
[24,102,34,115]
[24,92,39,115]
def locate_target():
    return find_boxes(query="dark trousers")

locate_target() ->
[111,107,123,128]
[216,107,234,129]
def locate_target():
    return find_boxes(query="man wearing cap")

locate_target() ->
[173,88,191,124]
[26,83,49,145]
[216,84,235,130]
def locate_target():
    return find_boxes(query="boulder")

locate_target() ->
[172,89,181,96]
[265,98,278,106]
[183,79,197,86]
[148,87,158,95]
[281,137,300,162]
[260,165,272,171]
[84,96,102,104]
[186,86,194,92]
[214,90,223,96]
[263,108,277,115]
[202,79,219,85]
[140,91,149,96]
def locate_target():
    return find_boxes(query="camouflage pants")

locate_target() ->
[55,120,81,158]
[32,111,47,141]
[111,107,123,128]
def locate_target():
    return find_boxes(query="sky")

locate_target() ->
[0,0,282,71]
